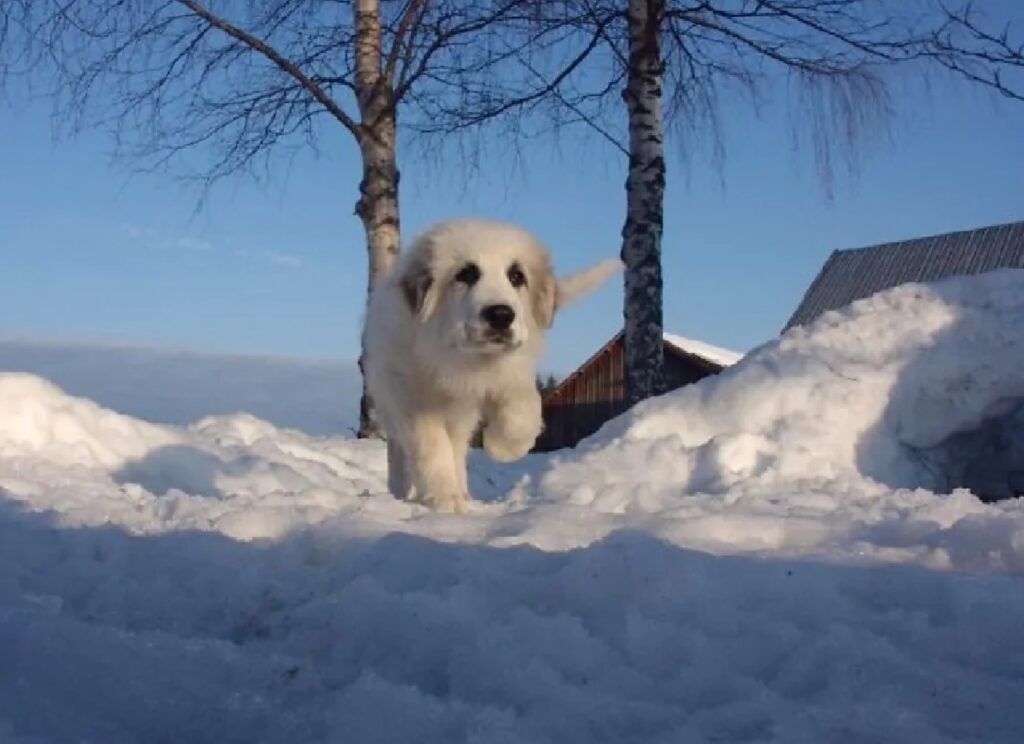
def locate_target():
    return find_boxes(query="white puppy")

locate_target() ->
[363,218,620,513]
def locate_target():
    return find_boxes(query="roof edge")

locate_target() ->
[544,330,729,404]
[830,219,1024,258]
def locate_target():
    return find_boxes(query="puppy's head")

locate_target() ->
[398,219,556,356]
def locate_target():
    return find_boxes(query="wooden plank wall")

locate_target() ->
[535,339,723,452]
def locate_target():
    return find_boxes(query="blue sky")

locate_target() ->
[2,43,1023,375]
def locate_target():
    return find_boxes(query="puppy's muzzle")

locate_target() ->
[481,304,515,330]
[479,303,518,345]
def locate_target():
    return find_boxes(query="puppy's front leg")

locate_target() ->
[482,386,543,462]
[386,438,412,501]
[446,411,481,501]
[408,413,469,513]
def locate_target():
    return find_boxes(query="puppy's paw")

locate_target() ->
[483,426,539,462]
[483,393,543,462]
[421,490,470,514]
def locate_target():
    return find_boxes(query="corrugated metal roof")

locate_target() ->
[784,220,1024,331]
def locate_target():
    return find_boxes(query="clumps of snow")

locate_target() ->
[2,270,1024,741]
[663,331,743,366]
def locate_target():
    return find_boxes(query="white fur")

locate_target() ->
[556,259,624,307]
[363,218,620,512]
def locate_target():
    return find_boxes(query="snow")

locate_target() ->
[0,337,360,434]
[663,332,743,366]
[2,270,1024,742]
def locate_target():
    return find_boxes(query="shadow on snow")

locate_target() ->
[1,491,1023,744]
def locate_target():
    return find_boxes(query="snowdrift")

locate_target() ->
[537,270,1024,568]
[0,337,360,434]
[548,269,1024,499]
[2,270,1024,742]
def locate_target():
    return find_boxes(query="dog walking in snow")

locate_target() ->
[363,218,621,512]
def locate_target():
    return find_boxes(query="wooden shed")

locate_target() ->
[534,331,741,452]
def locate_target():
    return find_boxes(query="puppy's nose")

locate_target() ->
[481,304,515,331]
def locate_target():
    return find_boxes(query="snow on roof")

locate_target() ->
[663,332,743,367]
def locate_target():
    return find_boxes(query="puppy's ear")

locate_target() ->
[400,255,438,319]
[530,263,557,329]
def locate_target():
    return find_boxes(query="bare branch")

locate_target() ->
[425,0,1021,189]
[173,0,360,135]
[384,0,428,83]
[419,10,616,132]
[929,2,1024,101]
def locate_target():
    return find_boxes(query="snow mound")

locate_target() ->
[0,372,398,539]
[0,337,360,434]
[0,373,181,468]
[536,270,1024,569]
[548,270,1024,497]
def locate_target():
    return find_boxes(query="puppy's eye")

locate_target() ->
[455,263,480,285]
[507,264,527,288]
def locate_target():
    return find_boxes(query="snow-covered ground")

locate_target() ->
[2,271,1024,743]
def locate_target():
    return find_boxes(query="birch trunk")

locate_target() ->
[354,124,399,439]
[354,0,400,439]
[621,0,666,405]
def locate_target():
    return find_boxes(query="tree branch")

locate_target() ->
[173,0,361,136]
[929,3,1024,101]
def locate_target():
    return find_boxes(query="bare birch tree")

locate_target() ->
[419,0,1024,406]
[621,0,667,400]
[0,0,558,437]
[3,1,1020,418]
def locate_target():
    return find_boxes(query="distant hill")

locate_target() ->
[0,337,360,435]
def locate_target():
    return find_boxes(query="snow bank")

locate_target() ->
[0,372,401,540]
[538,270,1024,568]
[596,270,1024,494]
[2,270,1024,741]
[0,337,360,434]
[0,373,182,468]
